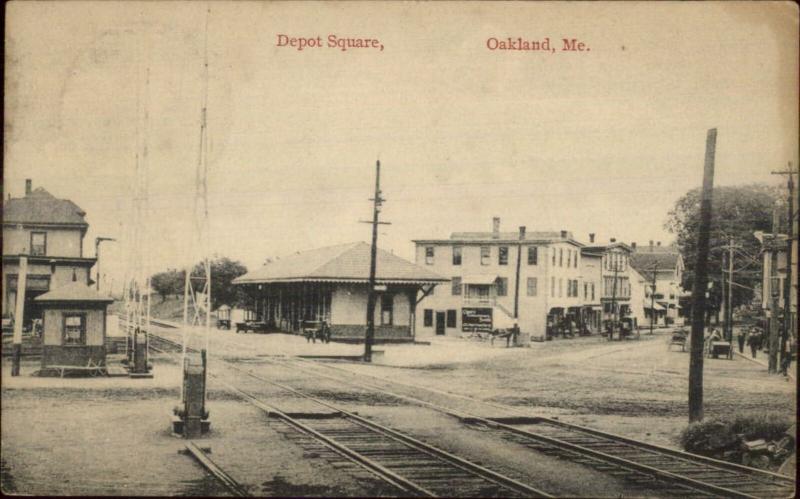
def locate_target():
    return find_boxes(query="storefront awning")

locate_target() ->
[645,302,666,311]
[463,275,498,285]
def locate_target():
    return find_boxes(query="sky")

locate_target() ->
[4,1,798,294]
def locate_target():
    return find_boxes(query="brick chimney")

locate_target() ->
[632,242,637,250]
[610,237,616,243]
[589,233,595,243]
[492,217,501,239]
[657,241,661,246]
[519,226,526,240]
[649,240,654,250]
[560,230,568,239]
[25,179,32,195]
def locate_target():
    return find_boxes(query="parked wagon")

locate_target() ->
[669,329,688,351]
[215,305,231,330]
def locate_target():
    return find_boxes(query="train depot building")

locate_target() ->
[2,180,96,330]
[233,242,447,343]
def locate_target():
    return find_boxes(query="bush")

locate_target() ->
[679,412,791,456]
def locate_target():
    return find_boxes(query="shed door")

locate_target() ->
[435,312,446,336]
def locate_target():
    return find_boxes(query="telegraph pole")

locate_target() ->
[726,238,734,350]
[772,162,797,368]
[609,263,619,341]
[689,128,717,423]
[361,160,390,362]
[650,263,658,335]
[768,206,780,373]
[95,237,116,291]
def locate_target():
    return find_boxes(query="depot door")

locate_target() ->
[435,312,445,335]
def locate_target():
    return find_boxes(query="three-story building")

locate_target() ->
[413,218,584,341]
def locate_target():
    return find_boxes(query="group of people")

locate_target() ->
[736,325,795,377]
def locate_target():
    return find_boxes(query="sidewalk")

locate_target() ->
[734,350,795,380]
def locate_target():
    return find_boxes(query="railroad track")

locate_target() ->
[146,326,795,498]
[148,331,552,498]
[274,356,796,499]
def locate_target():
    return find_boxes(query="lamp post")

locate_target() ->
[95,237,116,291]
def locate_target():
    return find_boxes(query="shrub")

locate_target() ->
[679,412,791,456]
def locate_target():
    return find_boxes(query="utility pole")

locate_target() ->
[649,263,658,335]
[689,128,717,423]
[768,206,780,373]
[726,237,734,351]
[95,237,116,291]
[361,160,390,362]
[772,162,797,368]
[11,255,28,376]
[513,227,525,322]
[609,262,619,341]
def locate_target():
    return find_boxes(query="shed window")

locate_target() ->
[498,246,509,265]
[63,314,86,346]
[425,246,435,265]
[446,309,457,328]
[480,246,490,266]
[31,232,47,256]
[423,309,433,327]
[381,295,393,325]
[452,277,462,296]
[452,246,462,266]
[527,246,538,265]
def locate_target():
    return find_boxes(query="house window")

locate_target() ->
[480,246,490,265]
[498,246,509,265]
[63,313,86,346]
[423,309,433,327]
[425,246,435,265]
[527,277,538,296]
[381,294,393,325]
[452,277,462,296]
[551,276,555,297]
[552,248,556,266]
[584,282,588,298]
[496,277,508,296]
[452,246,462,266]
[591,283,595,301]
[559,278,563,297]
[527,246,538,265]
[567,250,571,268]
[574,251,578,268]
[30,232,47,256]
[559,248,563,267]
[446,309,457,328]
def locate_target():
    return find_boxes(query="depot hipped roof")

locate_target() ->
[234,242,448,285]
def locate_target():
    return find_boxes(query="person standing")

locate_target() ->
[748,330,760,358]
[737,329,746,354]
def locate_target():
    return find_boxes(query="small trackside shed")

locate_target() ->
[34,281,114,369]
[233,242,448,343]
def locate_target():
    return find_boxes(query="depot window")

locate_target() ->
[452,277,462,296]
[527,246,538,265]
[480,246,490,266]
[381,295,393,326]
[425,246,434,265]
[63,313,86,346]
[423,309,433,327]
[452,246,462,266]
[498,246,509,266]
[446,309,457,328]
[527,277,538,297]
[496,277,508,296]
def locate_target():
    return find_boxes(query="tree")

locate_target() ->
[150,268,184,302]
[665,184,781,322]
[190,256,248,310]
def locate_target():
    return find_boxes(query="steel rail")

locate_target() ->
[183,442,250,497]
[148,331,551,498]
[277,356,792,498]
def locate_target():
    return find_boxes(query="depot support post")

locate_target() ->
[11,255,28,376]
[688,128,716,423]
